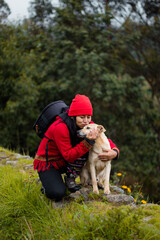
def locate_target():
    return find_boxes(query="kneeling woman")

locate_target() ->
[33,94,119,201]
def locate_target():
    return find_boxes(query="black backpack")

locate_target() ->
[33,100,69,166]
[33,100,68,138]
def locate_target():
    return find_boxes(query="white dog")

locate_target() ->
[79,124,111,194]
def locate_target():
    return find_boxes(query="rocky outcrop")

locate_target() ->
[0,149,135,207]
[67,187,135,205]
[0,151,33,169]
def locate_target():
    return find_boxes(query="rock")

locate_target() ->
[0,152,7,156]
[23,164,33,170]
[68,187,135,206]
[69,187,93,201]
[0,150,33,169]
[15,153,33,160]
[110,186,125,194]
[51,200,67,208]
[0,155,7,160]
[6,160,19,165]
[0,153,8,162]
[104,194,135,205]
[69,191,82,200]
[143,216,153,222]
[79,187,91,200]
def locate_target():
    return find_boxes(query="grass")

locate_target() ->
[0,147,160,239]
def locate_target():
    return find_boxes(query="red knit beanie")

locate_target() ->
[68,94,93,116]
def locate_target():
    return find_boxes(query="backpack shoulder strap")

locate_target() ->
[43,135,53,167]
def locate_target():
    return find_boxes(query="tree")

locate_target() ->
[104,0,160,101]
[108,0,160,145]
[0,23,41,153]
[49,0,118,98]
[29,0,54,28]
[0,0,160,201]
[0,0,10,23]
[104,0,160,22]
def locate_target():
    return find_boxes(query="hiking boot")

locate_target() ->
[64,175,81,193]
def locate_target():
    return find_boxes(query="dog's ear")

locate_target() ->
[97,125,106,133]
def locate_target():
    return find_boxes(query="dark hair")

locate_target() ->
[59,112,78,147]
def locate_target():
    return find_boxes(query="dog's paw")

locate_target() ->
[93,189,99,194]
[104,190,110,195]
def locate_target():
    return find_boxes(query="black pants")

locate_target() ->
[38,166,66,201]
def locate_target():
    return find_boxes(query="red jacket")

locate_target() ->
[34,118,119,171]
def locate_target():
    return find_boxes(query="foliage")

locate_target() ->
[0,0,160,201]
[112,171,149,205]
[110,0,160,107]
[29,0,54,28]
[117,19,160,102]
[106,0,160,21]
[0,24,40,153]
[0,0,10,23]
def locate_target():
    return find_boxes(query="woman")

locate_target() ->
[34,94,119,201]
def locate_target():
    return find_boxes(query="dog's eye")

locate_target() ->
[86,127,90,129]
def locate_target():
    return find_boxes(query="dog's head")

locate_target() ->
[77,123,106,138]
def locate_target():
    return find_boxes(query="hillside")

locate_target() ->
[0,147,160,240]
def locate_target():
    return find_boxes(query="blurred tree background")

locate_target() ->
[0,0,160,202]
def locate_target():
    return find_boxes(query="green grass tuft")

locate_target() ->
[0,148,160,239]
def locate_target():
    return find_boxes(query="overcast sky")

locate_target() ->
[5,0,59,20]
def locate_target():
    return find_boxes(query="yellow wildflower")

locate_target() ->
[117,173,122,176]
[141,200,147,204]
[127,187,131,193]
[121,185,128,189]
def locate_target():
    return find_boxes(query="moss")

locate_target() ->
[74,195,85,203]
[88,192,101,200]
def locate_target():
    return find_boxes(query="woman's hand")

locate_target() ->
[98,149,117,161]
[86,128,99,141]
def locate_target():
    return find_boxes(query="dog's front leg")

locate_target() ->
[104,161,111,194]
[90,164,99,194]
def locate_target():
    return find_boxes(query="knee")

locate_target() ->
[46,187,66,201]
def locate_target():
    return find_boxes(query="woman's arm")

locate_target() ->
[53,123,96,163]
[98,139,120,161]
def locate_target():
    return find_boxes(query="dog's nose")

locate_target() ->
[77,130,86,138]
[77,130,81,137]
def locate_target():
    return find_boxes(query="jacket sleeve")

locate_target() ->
[108,139,119,151]
[52,123,93,163]
[108,139,120,159]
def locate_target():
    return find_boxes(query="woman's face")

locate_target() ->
[76,115,91,129]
